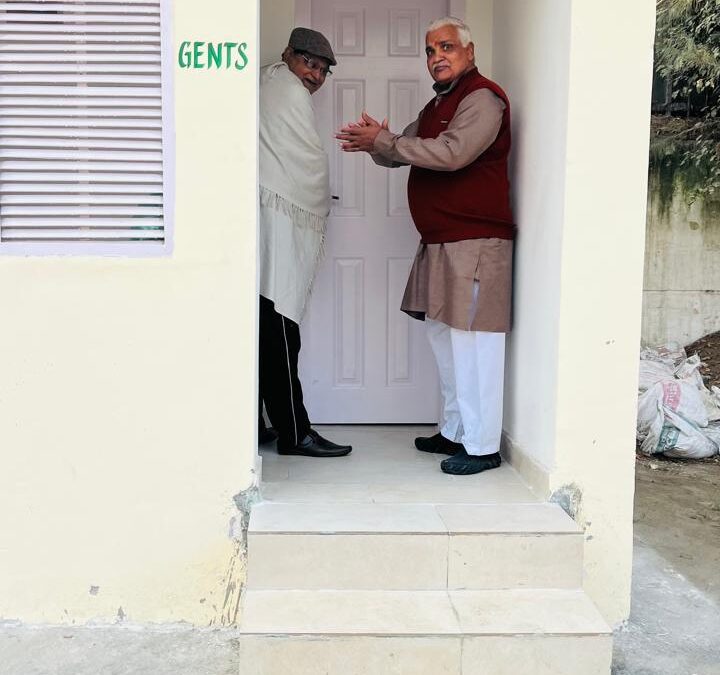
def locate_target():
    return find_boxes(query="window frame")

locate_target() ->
[0,0,175,258]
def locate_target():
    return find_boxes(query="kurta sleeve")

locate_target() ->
[372,89,505,172]
[370,117,420,168]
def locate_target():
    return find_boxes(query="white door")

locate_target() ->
[298,0,446,423]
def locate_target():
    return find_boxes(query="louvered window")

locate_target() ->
[0,0,173,255]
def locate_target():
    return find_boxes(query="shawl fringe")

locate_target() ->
[260,186,327,234]
[259,185,327,323]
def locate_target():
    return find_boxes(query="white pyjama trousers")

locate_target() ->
[425,318,506,457]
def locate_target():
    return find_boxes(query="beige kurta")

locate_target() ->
[372,79,513,333]
[402,238,513,333]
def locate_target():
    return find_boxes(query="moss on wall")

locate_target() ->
[649,116,720,211]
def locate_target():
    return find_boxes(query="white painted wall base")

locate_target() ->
[500,434,551,500]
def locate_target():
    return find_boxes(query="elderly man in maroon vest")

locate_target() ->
[336,17,513,475]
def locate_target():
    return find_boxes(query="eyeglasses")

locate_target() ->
[295,51,333,77]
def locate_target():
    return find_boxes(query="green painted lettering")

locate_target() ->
[235,42,249,71]
[192,41,205,69]
[178,41,192,68]
[224,42,238,68]
[207,42,223,68]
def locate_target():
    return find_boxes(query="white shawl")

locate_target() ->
[258,62,331,324]
[259,62,330,231]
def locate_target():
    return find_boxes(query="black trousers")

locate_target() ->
[258,295,311,449]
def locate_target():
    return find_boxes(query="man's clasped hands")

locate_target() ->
[335,112,390,154]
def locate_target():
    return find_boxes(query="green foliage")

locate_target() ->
[655,0,720,97]
[650,0,720,201]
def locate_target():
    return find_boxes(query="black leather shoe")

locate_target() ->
[441,449,501,475]
[415,432,464,455]
[258,427,278,445]
[277,429,352,457]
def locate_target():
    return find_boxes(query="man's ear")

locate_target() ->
[281,46,293,63]
[467,41,475,62]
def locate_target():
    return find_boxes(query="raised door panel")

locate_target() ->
[334,9,365,56]
[333,80,365,216]
[334,258,365,386]
[389,10,420,56]
[387,79,418,216]
[387,257,414,385]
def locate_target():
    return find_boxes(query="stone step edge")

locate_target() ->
[238,630,611,638]
[249,530,582,536]
[239,589,612,638]
[249,503,583,536]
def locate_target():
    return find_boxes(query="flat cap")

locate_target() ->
[289,27,337,66]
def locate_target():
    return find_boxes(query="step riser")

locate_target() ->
[246,532,583,590]
[248,533,447,590]
[449,533,583,590]
[238,635,612,675]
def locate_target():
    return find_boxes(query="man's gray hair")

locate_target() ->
[426,16,472,47]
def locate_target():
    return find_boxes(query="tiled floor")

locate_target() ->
[259,425,538,504]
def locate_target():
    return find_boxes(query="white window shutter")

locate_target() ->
[0,0,172,254]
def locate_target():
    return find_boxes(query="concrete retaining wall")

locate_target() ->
[643,182,720,347]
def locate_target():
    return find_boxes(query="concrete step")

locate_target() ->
[247,502,584,590]
[238,588,612,675]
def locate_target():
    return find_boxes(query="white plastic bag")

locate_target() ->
[703,422,720,449]
[702,388,720,423]
[659,409,719,459]
[673,354,720,421]
[637,384,664,452]
[637,344,720,459]
[638,360,674,392]
[658,379,709,427]
[674,353,705,389]
[712,386,720,408]
[640,343,687,369]
[637,380,716,458]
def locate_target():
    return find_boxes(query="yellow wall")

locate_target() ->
[0,0,258,624]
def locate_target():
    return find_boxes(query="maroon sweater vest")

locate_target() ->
[408,67,514,243]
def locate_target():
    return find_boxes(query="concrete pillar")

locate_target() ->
[493,0,656,625]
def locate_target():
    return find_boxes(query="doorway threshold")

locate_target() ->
[259,424,539,505]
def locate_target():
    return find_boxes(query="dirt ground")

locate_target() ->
[686,330,720,390]
[634,329,720,601]
[634,452,720,604]
[635,329,720,600]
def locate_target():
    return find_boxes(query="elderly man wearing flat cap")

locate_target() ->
[257,28,352,457]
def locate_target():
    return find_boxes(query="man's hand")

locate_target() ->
[336,111,389,152]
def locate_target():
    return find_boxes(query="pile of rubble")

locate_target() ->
[637,344,720,459]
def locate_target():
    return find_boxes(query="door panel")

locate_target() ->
[299,0,446,423]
